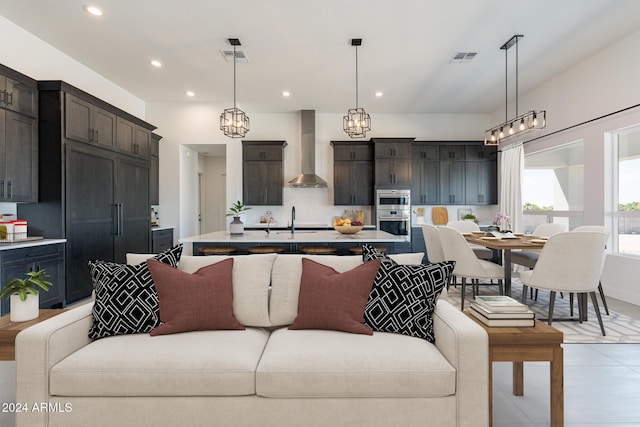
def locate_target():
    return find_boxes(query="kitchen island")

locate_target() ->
[180,230,410,256]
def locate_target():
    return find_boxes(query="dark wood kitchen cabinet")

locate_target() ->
[150,133,161,205]
[331,141,374,205]
[0,64,38,203]
[372,138,413,187]
[439,160,465,204]
[117,116,150,158]
[18,81,155,303]
[465,160,497,205]
[412,143,439,205]
[242,140,287,206]
[0,243,65,316]
[64,93,116,150]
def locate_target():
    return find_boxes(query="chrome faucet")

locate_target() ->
[291,206,296,234]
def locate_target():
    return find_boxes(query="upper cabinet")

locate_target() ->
[412,141,497,206]
[331,141,374,205]
[242,141,287,206]
[150,133,161,205]
[65,93,116,150]
[372,138,414,187]
[0,64,38,203]
[117,116,150,158]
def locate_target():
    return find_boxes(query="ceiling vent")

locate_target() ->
[448,52,477,64]
[220,49,250,63]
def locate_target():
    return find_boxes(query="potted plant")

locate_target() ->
[226,200,251,235]
[462,213,479,224]
[0,269,52,322]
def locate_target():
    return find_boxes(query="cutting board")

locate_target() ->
[431,207,449,225]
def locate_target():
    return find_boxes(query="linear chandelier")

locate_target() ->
[484,35,546,146]
[220,38,250,138]
[343,38,371,138]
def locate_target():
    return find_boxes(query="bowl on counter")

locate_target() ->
[334,225,364,234]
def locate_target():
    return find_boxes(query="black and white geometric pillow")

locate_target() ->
[364,260,455,343]
[361,243,395,265]
[88,244,183,339]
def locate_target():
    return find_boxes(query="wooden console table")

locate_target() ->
[0,309,67,360]
[466,312,564,427]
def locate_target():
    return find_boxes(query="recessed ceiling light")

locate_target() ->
[83,5,103,16]
[375,91,383,97]
[282,91,290,97]
[149,59,162,68]
[186,91,195,97]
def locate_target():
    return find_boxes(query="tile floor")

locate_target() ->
[1,297,639,427]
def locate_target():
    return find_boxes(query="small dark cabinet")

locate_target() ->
[0,64,38,203]
[465,161,497,205]
[439,161,465,204]
[331,141,374,205]
[152,228,174,253]
[372,138,414,187]
[0,243,65,315]
[242,141,287,206]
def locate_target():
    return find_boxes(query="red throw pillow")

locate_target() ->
[146,258,244,336]
[289,258,382,335]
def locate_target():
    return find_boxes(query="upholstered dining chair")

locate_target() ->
[520,231,607,336]
[438,226,505,310]
[572,225,610,315]
[446,220,493,260]
[421,224,446,263]
[511,223,566,269]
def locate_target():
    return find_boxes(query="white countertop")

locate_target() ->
[180,230,406,244]
[0,238,66,251]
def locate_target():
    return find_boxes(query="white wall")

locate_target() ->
[499,29,640,305]
[0,16,145,118]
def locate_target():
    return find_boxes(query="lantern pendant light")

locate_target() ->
[343,38,371,138]
[220,38,250,138]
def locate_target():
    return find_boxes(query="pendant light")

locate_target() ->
[484,35,546,146]
[343,38,371,138]
[220,38,250,138]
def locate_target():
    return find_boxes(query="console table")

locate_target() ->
[466,312,564,427]
[0,309,67,360]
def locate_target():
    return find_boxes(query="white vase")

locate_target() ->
[10,293,39,322]
[230,216,244,235]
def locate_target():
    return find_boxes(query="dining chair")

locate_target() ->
[421,224,446,263]
[520,232,607,336]
[446,220,493,260]
[511,223,566,269]
[438,226,504,310]
[572,225,610,315]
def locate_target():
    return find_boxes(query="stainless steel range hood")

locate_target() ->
[288,110,328,188]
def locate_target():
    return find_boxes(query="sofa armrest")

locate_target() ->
[15,302,94,427]
[433,299,489,427]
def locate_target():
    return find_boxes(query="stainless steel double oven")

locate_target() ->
[376,189,411,240]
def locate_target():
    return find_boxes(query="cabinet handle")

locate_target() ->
[6,92,13,106]
[94,129,99,142]
[0,180,4,199]
[88,129,94,142]
[7,181,11,199]
[115,204,124,236]
[0,90,5,103]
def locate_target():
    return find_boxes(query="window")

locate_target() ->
[522,141,584,233]
[615,126,640,256]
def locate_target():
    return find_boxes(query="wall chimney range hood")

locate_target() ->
[288,110,328,188]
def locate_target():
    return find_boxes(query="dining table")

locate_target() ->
[463,233,547,296]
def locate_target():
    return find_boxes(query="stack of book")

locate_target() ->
[469,295,535,327]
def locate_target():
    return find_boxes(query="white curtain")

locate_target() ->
[499,143,524,233]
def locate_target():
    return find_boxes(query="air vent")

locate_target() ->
[449,52,477,64]
[220,50,250,63]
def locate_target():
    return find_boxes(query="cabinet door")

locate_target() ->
[135,126,150,158]
[243,145,283,161]
[334,144,372,161]
[5,78,37,117]
[465,161,497,205]
[4,111,37,202]
[413,145,439,161]
[440,145,466,160]
[65,94,93,143]
[243,161,283,206]
[375,159,394,186]
[263,161,283,205]
[465,145,496,160]
[150,155,159,205]
[375,142,411,158]
[116,117,135,155]
[392,158,412,185]
[439,162,465,204]
[115,156,150,263]
[93,106,116,149]
[333,161,353,205]
[412,159,439,204]
[65,145,116,303]
[35,254,65,309]
[352,161,374,205]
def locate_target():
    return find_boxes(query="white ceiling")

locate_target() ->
[2,0,640,114]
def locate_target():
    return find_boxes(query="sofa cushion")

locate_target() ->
[256,327,456,398]
[147,259,244,336]
[289,258,381,335]
[269,254,424,326]
[88,244,183,339]
[50,328,270,397]
[365,260,455,342]
[178,254,276,327]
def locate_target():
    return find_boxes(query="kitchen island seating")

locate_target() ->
[16,251,489,427]
[198,246,238,255]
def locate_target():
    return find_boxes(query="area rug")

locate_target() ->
[441,278,640,344]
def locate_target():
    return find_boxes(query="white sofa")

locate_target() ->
[16,253,489,427]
